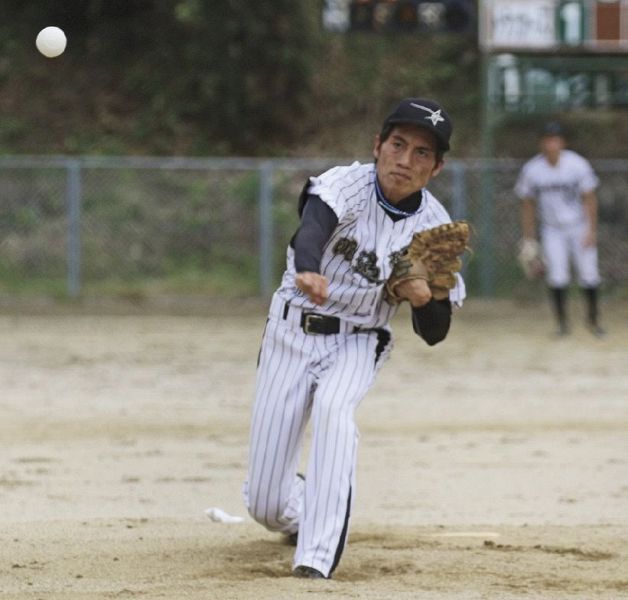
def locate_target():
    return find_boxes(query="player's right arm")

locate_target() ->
[521,197,537,240]
[292,195,338,305]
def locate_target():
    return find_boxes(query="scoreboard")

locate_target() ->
[480,0,628,52]
[479,1,628,111]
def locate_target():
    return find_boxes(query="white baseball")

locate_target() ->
[36,27,67,58]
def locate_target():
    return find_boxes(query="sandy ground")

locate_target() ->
[1,297,627,599]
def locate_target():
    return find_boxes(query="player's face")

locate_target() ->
[373,124,444,203]
[540,134,565,164]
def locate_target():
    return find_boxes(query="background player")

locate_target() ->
[515,122,604,337]
[243,98,465,579]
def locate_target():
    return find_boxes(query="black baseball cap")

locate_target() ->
[382,97,453,152]
[541,121,566,138]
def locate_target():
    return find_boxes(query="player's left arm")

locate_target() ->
[582,190,598,247]
[395,279,452,346]
[411,298,452,346]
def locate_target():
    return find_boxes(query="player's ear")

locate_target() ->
[373,134,382,161]
[431,159,445,177]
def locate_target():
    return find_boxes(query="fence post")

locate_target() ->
[449,161,470,279]
[258,161,274,298]
[478,162,495,297]
[450,161,467,220]
[66,160,82,298]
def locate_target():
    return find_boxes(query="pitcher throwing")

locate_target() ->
[243,98,466,579]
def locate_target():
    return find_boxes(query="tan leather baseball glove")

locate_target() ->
[385,221,470,304]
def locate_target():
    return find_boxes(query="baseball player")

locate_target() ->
[243,98,466,579]
[515,122,604,337]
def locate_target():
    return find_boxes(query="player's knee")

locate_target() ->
[246,489,283,531]
[246,497,269,527]
[246,502,266,527]
[547,276,569,288]
[247,503,284,531]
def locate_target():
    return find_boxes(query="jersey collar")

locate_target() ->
[374,176,424,218]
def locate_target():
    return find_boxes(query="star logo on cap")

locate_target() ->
[410,102,445,127]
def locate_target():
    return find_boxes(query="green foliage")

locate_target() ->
[1,1,320,155]
[301,31,480,156]
[0,2,487,157]
[140,1,319,152]
[0,260,67,297]
[0,164,268,298]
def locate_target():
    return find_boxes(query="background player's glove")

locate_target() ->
[517,238,545,280]
[385,221,470,304]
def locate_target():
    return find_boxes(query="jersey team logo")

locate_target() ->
[333,237,358,261]
[354,250,381,283]
[410,102,445,127]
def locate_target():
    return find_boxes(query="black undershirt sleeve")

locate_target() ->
[411,298,452,346]
[293,195,338,273]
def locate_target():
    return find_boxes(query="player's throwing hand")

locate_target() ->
[295,272,328,305]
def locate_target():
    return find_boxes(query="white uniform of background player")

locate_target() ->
[515,122,604,336]
[243,98,465,579]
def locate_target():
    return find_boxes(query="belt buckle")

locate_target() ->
[303,313,325,334]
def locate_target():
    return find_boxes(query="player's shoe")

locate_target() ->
[587,322,606,338]
[293,565,327,579]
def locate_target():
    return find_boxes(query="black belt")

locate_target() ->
[300,312,341,335]
[282,301,353,335]
[280,300,390,360]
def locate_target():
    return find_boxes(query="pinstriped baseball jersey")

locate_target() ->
[514,150,599,228]
[276,161,466,327]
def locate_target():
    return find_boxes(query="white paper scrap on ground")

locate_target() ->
[204,507,245,523]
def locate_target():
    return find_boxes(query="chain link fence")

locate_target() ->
[1,155,627,302]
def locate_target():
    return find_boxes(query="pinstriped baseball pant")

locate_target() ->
[541,222,601,288]
[243,296,391,577]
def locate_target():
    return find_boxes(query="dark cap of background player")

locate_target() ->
[382,98,453,152]
[541,121,566,138]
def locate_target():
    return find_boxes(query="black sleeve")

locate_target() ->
[292,195,338,273]
[411,298,452,346]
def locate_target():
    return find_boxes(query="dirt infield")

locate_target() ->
[1,298,627,599]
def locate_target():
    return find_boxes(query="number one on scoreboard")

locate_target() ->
[558,0,584,45]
